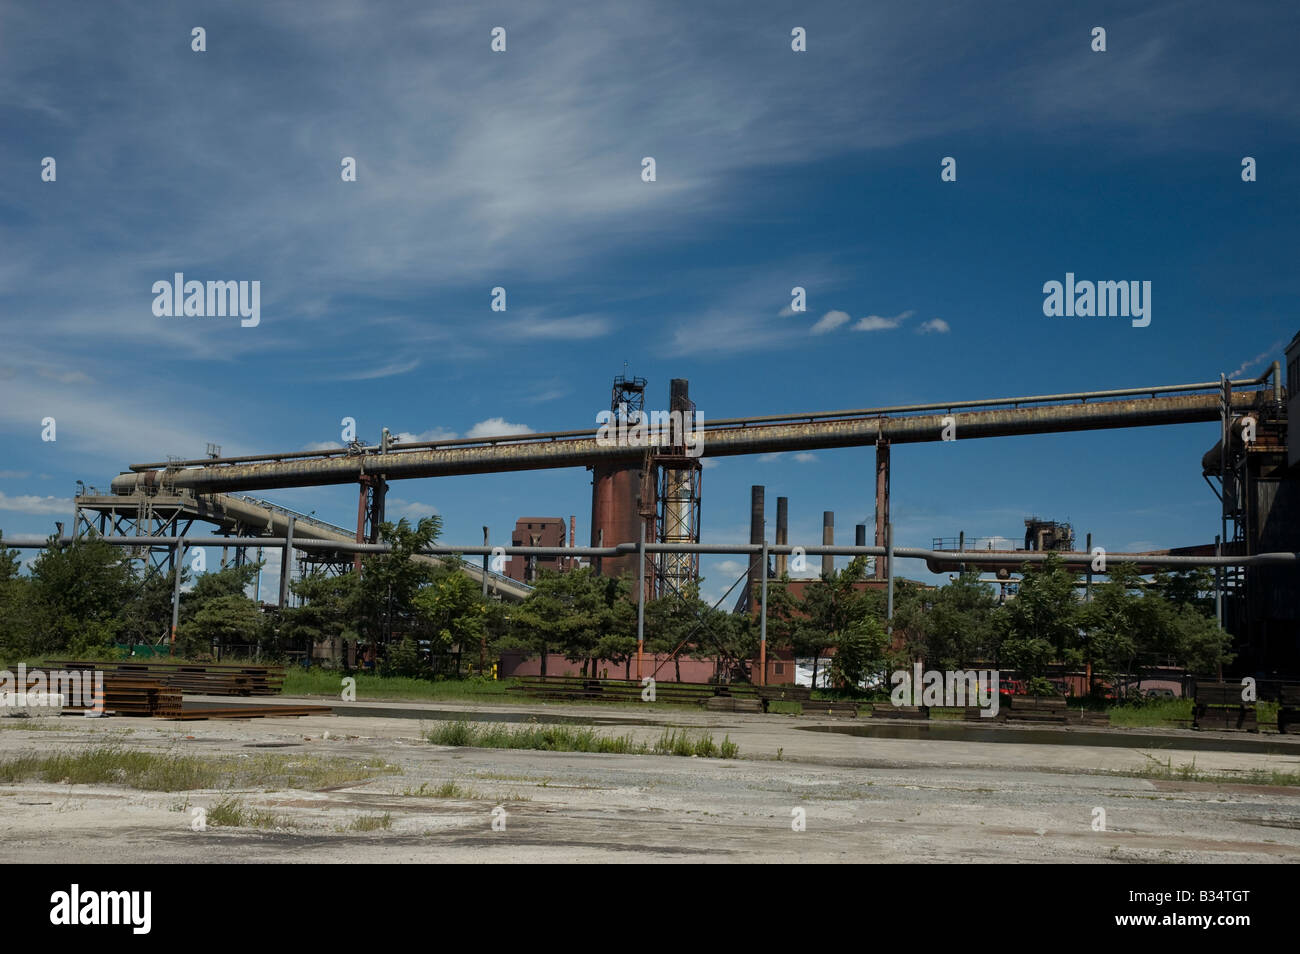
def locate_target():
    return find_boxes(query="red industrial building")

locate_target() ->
[505,517,569,583]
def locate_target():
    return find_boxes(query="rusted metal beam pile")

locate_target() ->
[48,660,285,696]
[20,670,182,717]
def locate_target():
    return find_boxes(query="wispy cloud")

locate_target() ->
[917,318,950,334]
[338,358,420,380]
[0,492,69,515]
[853,310,914,332]
[509,314,611,341]
[810,310,850,335]
[386,497,441,520]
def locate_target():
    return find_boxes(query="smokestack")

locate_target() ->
[855,523,866,547]
[775,496,788,577]
[822,511,834,578]
[569,515,576,569]
[748,486,765,597]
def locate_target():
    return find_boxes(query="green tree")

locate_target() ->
[357,517,442,647]
[176,562,263,657]
[413,561,488,675]
[282,570,362,651]
[828,614,890,689]
[792,557,879,688]
[24,536,136,657]
[921,571,1000,669]
[996,554,1081,681]
[1078,564,1164,697]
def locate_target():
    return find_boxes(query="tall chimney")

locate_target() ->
[747,486,765,600]
[775,496,789,577]
[822,511,834,578]
[855,523,867,547]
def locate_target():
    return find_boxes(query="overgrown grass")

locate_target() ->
[282,669,511,702]
[0,720,74,731]
[1117,753,1300,787]
[402,780,479,798]
[1106,698,1195,727]
[426,720,739,758]
[348,812,392,831]
[206,796,288,829]
[0,745,397,792]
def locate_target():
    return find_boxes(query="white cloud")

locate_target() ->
[394,427,458,444]
[0,492,69,515]
[714,559,747,578]
[853,310,914,332]
[337,359,420,380]
[917,318,950,334]
[510,314,611,340]
[794,452,817,463]
[0,470,31,479]
[700,458,720,469]
[387,497,441,520]
[810,310,850,335]
[467,418,534,439]
[302,440,343,452]
[759,452,784,462]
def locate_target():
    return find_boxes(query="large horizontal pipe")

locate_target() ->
[6,535,1295,568]
[129,372,1278,471]
[111,390,1268,495]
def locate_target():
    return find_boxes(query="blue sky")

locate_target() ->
[1,1,1297,604]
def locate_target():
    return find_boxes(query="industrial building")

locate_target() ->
[505,517,571,583]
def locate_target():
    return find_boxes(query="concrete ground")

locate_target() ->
[2,696,1298,863]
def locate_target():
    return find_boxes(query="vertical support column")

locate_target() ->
[170,540,184,655]
[1219,374,1229,630]
[481,526,490,675]
[636,521,646,681]
[821,511,834,578]
[746,486,765,610]
[279,516,295,608]
[1085,532,1093,603]
[1215,534,1222,628]
[885,523,894,630]
[775,497,788,577]
[759,538,769,687]
[354,478,368,573]
[874,441,891,579]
